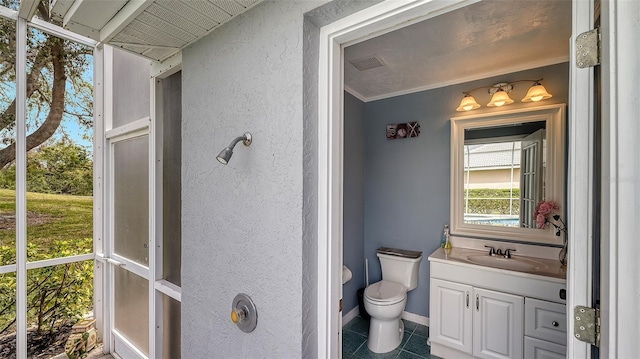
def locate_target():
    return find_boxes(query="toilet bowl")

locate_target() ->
[363,248,423,353]
[363,280,407,353]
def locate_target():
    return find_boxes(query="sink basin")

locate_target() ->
[433,248,565,279]
[465,255,548,272]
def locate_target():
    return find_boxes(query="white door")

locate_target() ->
[109,131,152,359]
[473,288,523,359]
[103,46,154,359]
[429,278,473,354]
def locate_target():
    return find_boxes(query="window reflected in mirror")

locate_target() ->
[463,122,546,228]
[451,104,565,244]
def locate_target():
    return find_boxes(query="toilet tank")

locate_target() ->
[377,252,423,291]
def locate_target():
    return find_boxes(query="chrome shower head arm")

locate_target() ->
[226,132,252,148]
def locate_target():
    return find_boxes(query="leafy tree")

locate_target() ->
[0,139,93,196]
[0,0,93,169]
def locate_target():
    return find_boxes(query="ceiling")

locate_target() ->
[344,0,572,102]
[18,0,263,61]
[12,0,571,89]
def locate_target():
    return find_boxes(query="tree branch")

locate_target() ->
[0,38,66,169]
[0,50,52,132]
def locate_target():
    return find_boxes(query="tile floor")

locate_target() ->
[343,316,440,359]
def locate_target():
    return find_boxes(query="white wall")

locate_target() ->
[181,1,381,357]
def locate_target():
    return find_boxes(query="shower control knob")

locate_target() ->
[231,293,258,332]
[231,308,246,323]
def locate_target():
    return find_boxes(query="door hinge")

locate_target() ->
[576,28,600,68]
[339,299,343,312]
[574,306,600,347]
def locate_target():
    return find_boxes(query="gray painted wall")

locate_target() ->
[181,0,382,357]
[361,63,569,317]
[343,92,366,313]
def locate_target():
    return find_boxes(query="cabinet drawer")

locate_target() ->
[525,298,566,345]
[524,336,566,359]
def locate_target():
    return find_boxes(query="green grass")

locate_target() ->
[0,189,93,263]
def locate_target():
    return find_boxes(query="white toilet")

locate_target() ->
[364,247,422,353]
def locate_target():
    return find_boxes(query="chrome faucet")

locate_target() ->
[504,249,516,258]
[484,245,496,256]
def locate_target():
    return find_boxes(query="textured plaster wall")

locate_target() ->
[342,92,366,313]
[181,0,382,357]
[182,1,324,356]
[362,63,569,317]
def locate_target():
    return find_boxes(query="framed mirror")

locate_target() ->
[450,104,566,244]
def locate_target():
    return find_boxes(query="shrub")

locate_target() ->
[0,238,93,335]
[465,188,520,215]
[0,140,93,196]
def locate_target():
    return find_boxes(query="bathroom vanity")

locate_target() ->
[428,247,567,359]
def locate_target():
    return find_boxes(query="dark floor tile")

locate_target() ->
[343,330,368,354]
[403,334,430,357]
[397,350,428,359]
[412,324,429,338]
[345,316,370,336]
[402,319,418,333]
[399,330,411,349]
[353,342,402,359]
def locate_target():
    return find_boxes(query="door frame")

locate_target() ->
[599,1,640,357]
[316,0,594,357]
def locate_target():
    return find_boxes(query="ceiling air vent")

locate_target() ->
[349,55,386,71]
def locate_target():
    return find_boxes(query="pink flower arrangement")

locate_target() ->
[534,200,567,237]
[535,200,568,266]
[534,200,560,229]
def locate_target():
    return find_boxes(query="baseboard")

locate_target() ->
[342,306,360,325]
[402,311,429,327]
[342,307,429,327]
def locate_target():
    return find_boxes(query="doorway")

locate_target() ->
[316,0,595,357]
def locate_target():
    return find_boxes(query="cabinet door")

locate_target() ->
[430,278,473,354]
[524,336,566,359]
[473,288,524,359]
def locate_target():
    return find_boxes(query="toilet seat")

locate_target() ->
[364,280,407,305]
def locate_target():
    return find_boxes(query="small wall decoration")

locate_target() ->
[386,121,420,140]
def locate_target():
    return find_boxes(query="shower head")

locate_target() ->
[216,132,252,165]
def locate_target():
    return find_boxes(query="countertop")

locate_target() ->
[428,247,567,282]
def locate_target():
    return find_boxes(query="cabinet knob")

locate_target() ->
[552,321,559,327]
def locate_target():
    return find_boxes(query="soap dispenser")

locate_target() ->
[440,225,449,248]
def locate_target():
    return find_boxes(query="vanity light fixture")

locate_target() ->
[455,93,481,111]
[216,132,253,165]
[456,79,552,111]
[521,80,553,102]
[486,85,515,107]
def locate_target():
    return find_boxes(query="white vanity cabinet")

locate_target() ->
[430,279,524,359]
[523,298,567,358]
[428,248,567,359]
